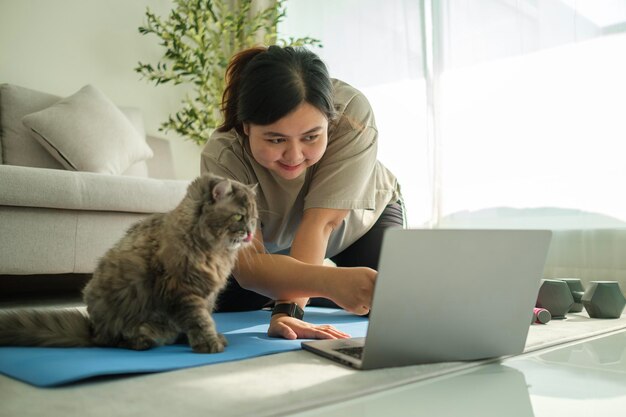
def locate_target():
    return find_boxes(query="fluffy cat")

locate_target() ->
[0,173,257,353]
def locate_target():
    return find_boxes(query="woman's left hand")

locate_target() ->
[267,315,351,340]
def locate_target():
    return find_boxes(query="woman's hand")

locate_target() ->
[327,267,377,316]
[267,315,351,340]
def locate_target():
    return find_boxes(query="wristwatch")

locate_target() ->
[271,302,304,320]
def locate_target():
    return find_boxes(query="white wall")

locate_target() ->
[0,0,201,180]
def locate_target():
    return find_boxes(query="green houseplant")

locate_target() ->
[136,0,321,145]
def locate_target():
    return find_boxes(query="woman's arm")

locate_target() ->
[270,207,349,339]
[233,208,375,310]
[232,207,376,338]
[284,206,349,307]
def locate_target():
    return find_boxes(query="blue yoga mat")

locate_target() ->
[0,307,368,387]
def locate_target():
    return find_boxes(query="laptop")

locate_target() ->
[302,229,552,369]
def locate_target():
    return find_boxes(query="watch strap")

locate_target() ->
[271,302,304,320]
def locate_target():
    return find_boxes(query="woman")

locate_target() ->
[201,45,404,340]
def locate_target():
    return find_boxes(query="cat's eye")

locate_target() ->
[231,214,243,222]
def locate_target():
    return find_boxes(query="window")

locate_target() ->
[280,0,626,229]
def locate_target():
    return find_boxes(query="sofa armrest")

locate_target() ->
[0,165,189,214]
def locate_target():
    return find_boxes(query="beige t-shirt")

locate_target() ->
[201,79,400,257]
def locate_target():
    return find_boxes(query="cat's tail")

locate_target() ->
[0,308,93,347]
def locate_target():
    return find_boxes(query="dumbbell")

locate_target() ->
[537,279,626,319]
[581,281,626,319]
[560,278,626,318]
[560,278,584,312]
[532,307,551,324]
[536,279,573,319]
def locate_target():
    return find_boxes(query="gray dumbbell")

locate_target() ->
[560,278,585,313]
[538,279,626,319]
[536,279,574,319]
[581,281,626,319]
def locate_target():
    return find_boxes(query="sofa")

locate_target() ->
[0,83,190,277]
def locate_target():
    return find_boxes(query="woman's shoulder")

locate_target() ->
[201,129,251,182]
[332,78,368,111]
[330,78,375,134]
[202,129,245,159]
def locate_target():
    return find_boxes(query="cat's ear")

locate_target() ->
[212,180,232,202]
[249,183,259,194]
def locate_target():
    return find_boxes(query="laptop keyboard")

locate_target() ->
[335,346,364,359]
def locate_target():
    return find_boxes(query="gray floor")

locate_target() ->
[2,274,626,417]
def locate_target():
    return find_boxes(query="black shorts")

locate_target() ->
[215,201,405,312]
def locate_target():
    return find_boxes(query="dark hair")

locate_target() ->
[218,45,336,136]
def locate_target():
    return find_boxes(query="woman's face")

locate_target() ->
[244,102,328,180]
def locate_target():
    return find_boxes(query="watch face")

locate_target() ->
[293,304,304,320]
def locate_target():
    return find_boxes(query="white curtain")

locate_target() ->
[436,0,626,228]
[434,0,626,285]
[279,0,433,227]
[280,0,626,285]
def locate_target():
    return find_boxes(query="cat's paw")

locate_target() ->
[189,331,228,354]
[124,335,157,351]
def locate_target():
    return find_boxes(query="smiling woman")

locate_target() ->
[245,102,328,180]
[200,45,404,341]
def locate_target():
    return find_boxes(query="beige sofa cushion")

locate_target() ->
[0,84,65,168]
[0,206,152,274]
[0,165,189,214]
[0,83,150,177]
[21,85,153,175]
[119,107,149,177]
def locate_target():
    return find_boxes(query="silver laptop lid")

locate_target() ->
[361,229,552,369]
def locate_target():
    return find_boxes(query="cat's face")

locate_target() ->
[187,174,258,249]
[215,180,258,249]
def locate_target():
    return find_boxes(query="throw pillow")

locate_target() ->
[0,83,65,169]
[21,85,153,175]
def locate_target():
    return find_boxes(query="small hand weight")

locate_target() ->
[582,281,626,319]
[532,307,551,324]
[536,279,574,319]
